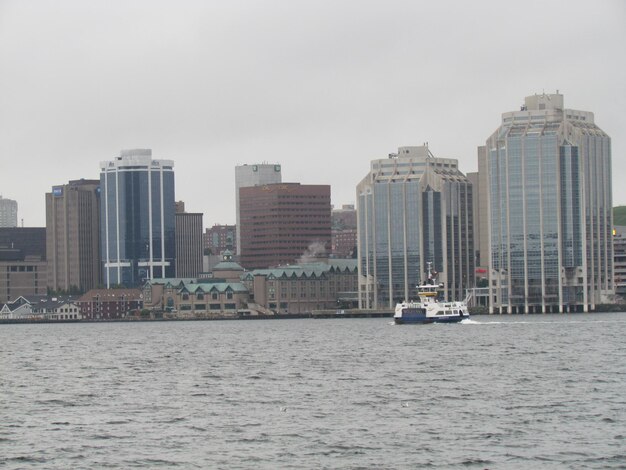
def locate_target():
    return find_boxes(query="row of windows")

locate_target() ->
[6,266,38,272]
[179,303,237,311]
[181,292,234,300]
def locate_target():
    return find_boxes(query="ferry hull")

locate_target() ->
[394,314,466,325]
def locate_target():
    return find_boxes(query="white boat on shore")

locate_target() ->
[394,263,469,324]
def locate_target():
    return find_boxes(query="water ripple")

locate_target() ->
[1,313,625,469]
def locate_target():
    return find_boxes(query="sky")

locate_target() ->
[1,0,625,228]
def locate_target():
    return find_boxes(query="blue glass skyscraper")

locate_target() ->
[100,149,176,287]
[485,93,613,313]
[357,146,474,309]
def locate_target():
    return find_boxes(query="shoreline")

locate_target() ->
[1,308,626,325]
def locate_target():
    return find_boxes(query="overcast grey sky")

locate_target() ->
[1,0,624,228]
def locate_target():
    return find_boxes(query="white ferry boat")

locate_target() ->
[394,263,469,324]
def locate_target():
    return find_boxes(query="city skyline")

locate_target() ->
[0,1,624,229]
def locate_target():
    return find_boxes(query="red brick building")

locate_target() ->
[331,204,357,258]
[203,224,237,255]
[239,183,331,270]
[78,289,143,319]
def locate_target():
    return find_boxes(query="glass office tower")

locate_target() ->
[357,146,474,309]
[100,149,175,287]
[485,93,613,313]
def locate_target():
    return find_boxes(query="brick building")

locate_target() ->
[239,183,331,270]
[78,289,143,319]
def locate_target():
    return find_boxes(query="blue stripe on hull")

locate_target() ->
[395,315,466,324]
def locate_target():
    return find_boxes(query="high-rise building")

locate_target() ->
[100,149,175,287]
[239,183,331,270]
[484,92,613,313]
[175,212,203,277]
[0,196,18,227]
[357,145,474,309]
[46,179,101,293]
[235,163,282,254]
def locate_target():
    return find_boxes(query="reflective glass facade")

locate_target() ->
[100,150,175,287]
[357,146,474,309]
[487,94,613,312]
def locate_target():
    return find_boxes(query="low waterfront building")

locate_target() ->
[142,254,358,316]
[77,289,143,320]
[32,296,82,320]
[143,278,248,318]
[242,260,358,314]
[0,295,81,320]
[0,296,37,319]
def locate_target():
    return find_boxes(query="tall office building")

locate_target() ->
[239,183,331,269]
[484,92,613,313]
[235,163,282,254]
[100,149,175,287]
[175,212,203,277]
[46,179,101,292]
[357,146,474,309]
[0,196,18,227]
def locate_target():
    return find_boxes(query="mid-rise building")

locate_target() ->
[357,145,474,309]
[46,179,101,293]
[484,92,613,313]
[331,204,357,258]
[613,226,626,298]
[235,163,282,254]
[0,256,48,303]
[0,227,46,259]
[100,149,176,287]
[0,228,48,303]
[175,212,203,277]
[204,224,237,255]
[0,196,18,227]
[239,183,331,270]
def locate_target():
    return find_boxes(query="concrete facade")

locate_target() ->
[0,196,18,227]
[0,257,48,303]
[46,179,101,293]
[175,212,203,278]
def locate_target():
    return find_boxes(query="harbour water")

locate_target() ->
[1,314,625,469]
